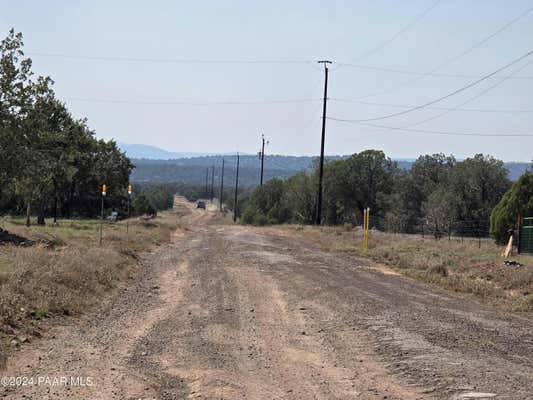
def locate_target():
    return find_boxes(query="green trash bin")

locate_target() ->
[519,217,533,254]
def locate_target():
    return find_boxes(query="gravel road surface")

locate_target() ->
[2,200,532,399]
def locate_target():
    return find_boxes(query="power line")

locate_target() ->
[28,49,533,80]
[65,96,322,106]
[339,49,533,122]
[27,52,313,65]
[63,95,533,113]
[353,0,441,61]
[406,56,533,127]
[329,98,533,113]
[335,62,533,80]
[344,4,533,99]
[327,118,533,137]
[432,5,533,68]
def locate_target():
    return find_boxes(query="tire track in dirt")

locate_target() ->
[3,199,532,399]
[135,226,425,400]
[220,227,533,399]
[0,201,200,399]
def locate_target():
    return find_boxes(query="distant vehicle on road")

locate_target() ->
[107,211,119,222]
[196,201,206,209]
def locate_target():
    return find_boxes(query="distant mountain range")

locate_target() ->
[122,143,530,185]
[118,143,239,159]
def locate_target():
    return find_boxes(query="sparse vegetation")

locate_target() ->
[0,210,178,346]
[286,225,533,311]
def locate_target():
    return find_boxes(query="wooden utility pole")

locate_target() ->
[315,60,332,225]
[219,158,225,211]
[259,134,267,186]
[210,164,215,201]
[233,153,240,222]
[205,167,209,196]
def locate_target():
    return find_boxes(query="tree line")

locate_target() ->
[2,28,525,237]
[130,155,530,186]
[0,29,139,225]
[163,151,530,245]
[238,150,531,242]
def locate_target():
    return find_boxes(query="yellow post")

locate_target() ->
[364,209,366,250]
[362,208,369,250]
[366,208,370,250]
[362,209,365,249]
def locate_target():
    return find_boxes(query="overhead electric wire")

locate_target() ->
[352,0,441,61]
[335,49,533,122]
[405,56,533,127]
[335,62,533,80]
[27,2,440,68]
[26,52,313,65]
[65,97,322,105]
[341,4,533,99]
[327,118,533,137]
[329,98,533,113]
[27,50,533,80]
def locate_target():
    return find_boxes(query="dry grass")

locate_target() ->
[0,211,179,344]
[284,225,533,312]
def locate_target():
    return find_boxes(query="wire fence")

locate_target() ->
[351,213,494,245]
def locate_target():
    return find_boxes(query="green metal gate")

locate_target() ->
[519,217,533,254]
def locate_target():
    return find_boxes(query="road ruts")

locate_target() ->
[2,199,532,399]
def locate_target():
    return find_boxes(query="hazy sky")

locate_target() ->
[1,0,532,161]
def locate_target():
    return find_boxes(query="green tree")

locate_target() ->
[133,193,156,216]
[450,154,510,236]
[0,29,34,209]
[384,171,424,233]
[411,153,456,196]
[322,150,396,225]
[17,76,57,225]
[242,178,290,225]
[422,187,457,238]
[388,153,456,232]
[284,171,315,224]
[490,172,533,243]
[0,29,134,223]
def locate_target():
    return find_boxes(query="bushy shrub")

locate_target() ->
[490,172,533,243]
[133,193,157,216]
[241,179,291,225]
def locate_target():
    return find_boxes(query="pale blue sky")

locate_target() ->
[1,0,532,161]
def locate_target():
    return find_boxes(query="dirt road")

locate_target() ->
[2,200,533,399]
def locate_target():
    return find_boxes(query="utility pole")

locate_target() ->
[233,153,240,222]
[219,157,225,212]
[210,164,215,201]
[315,60,332,225]
[205,167,209,197]
[259,134,268,186]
